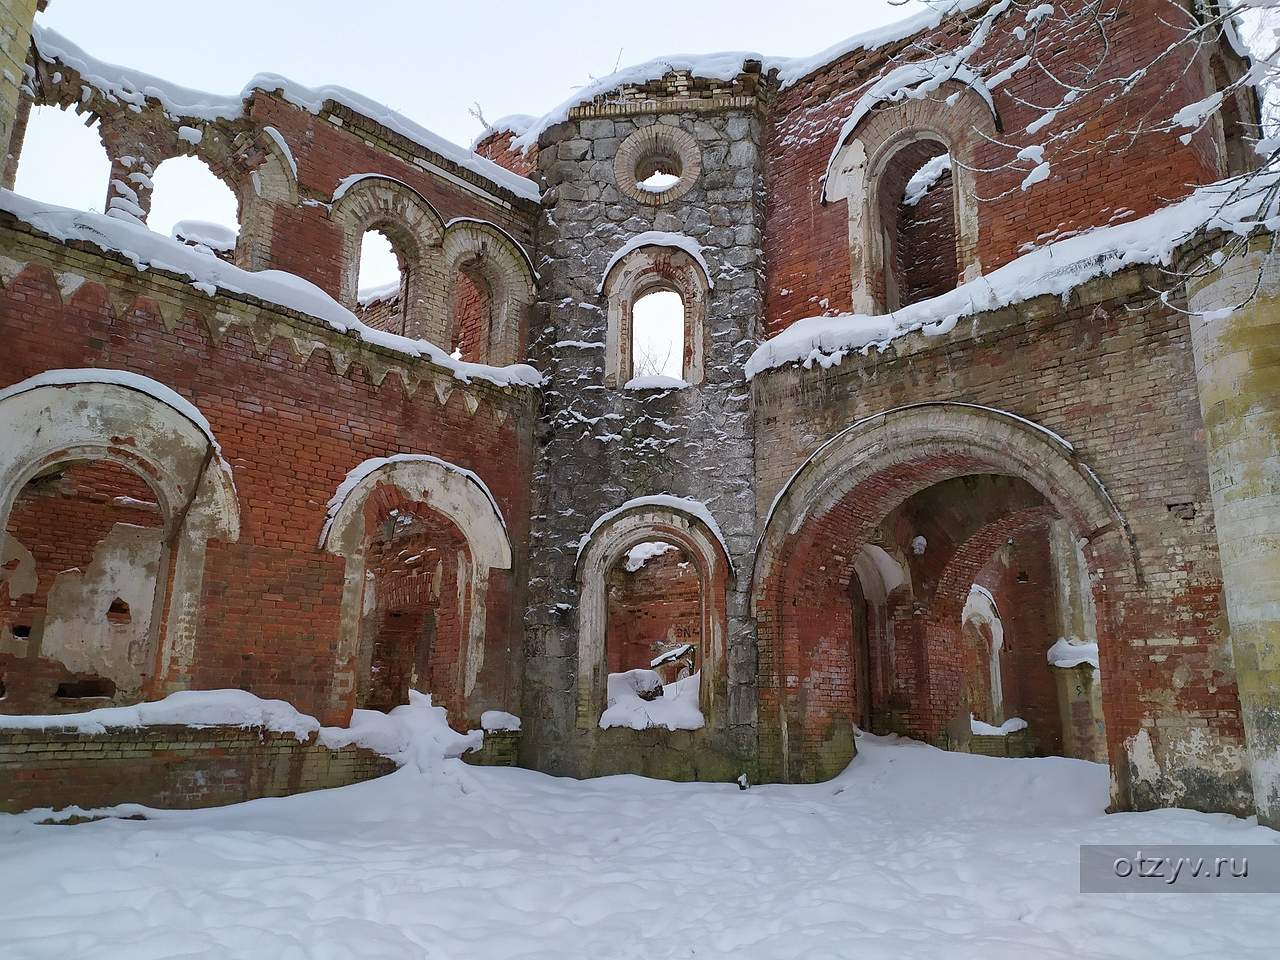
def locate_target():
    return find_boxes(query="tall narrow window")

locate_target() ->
[451,259,494,362]
[630,289,685,382]
[12,106,111,213]
[876,140,958,312]
[356,229,406,333]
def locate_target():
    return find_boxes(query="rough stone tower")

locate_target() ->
[521,66,771,779]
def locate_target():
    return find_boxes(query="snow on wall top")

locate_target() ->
[31,25,540,204]
[745,171,1280,379]
[470,114,537,150]
[0,189,543,389]
[507,1,992,153]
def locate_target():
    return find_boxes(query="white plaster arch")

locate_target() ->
[321,455,512,709]
[575,501,733,729]
[442,217,536,366]
[332,175,447,342]
[0,373,240,694]
[823,80,998,315]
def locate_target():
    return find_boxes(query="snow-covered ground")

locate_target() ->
[1,729,1276,959]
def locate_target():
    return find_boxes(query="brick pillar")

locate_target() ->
[0,0,39,180]
[1186,237,1280,828]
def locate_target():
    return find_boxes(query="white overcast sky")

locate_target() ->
[14,0,926,295]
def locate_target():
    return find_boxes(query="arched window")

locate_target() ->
[11,105,111,213]
[333,177,447,344]
[149,156,240,248]
[823,81,998,315]
[443,219,536,366]
[878,142,958,311]
[601,538,703,730]
[355,228,407,334]
[576,500,732,731]
[630,289,685,381]
[0,374,239,716]
[600,239,710,388]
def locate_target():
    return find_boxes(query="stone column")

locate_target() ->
[1186,237,1280,828]
[0,0,39,179]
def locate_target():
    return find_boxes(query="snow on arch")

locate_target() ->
[597,231,714,295]
[0,368,234,484]
[821,59,998,201]
[0,190,543,389]
[576,494,731,572]
[445,216,539,281]
[320,453,507,549]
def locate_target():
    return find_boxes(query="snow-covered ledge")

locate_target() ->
[748,172,1280,380]
[0,190,543,390]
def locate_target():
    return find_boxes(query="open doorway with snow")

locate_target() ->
[600,539,704,731]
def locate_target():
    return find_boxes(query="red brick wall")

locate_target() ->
[897,170,959,309]
[0,240,534,727]
[762,0,1224,333]
[452,266,492,361]
[472,130,539,179]
[978,532,1066,754]
[0,725,397,813]
[606,547,701,674]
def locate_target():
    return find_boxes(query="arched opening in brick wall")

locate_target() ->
[600,540,704,730]
[631,289,686,381]
[577,503,731,732]
[354,486,473,718]
[322,455,512,727]
[878,140,958,312]
[11,105,111,213]
[148,156,241,252]
[2,459,166,714]
[752,405,1133,795]
[450,257,495,362]
[0,375,240,716]
[355,228,408,334]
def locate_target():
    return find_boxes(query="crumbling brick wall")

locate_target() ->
[606,547,702,674]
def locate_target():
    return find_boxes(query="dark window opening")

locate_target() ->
[55,678,117,699]
[106,597,131,623]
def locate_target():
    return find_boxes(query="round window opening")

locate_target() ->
[615,126,701,205]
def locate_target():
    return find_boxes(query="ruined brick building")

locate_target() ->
[2,0,1279,829]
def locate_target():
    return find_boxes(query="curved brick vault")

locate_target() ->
[751,404,1139,803]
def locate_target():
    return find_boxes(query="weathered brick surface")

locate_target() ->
[0,724,396,813]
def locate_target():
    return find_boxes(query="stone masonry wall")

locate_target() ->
[523,104,766,781]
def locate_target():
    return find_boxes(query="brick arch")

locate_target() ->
[823,80,997,314]
[0,374,240,700]
[332,176,447,342]
[600,245,710,387]
[576,502,733,729]
[752,403,1136,791]
[234,127,301,271]
[321,455,512,723]
[442,218,536,366]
